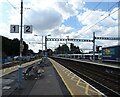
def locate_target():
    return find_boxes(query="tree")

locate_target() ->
[47,49,53,56]
[22,41,28,55]
[62,44,69,54]
[2,36,12,56]
[11,38,20,56]
[2,36,29,56]
[54,43,82,54]
[70,43,82,54]
[70,43,75,53]
[55,44,69,54]
[27,49,34,56]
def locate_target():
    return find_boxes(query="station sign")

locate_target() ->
[10,25,19,33]
[24,25,32,33]
[10,25,32,33]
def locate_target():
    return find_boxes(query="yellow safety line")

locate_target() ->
[76,79,80,86]
[71,74,76,80]
[63,66,101,95]
[62,69,66,71]
[65,70,69,74]
[67,72,72,76]
[50,59,75,97]
[85,84,89,95]
[50,58,103,96]
[71,78,79,82]
[77,84,85,89]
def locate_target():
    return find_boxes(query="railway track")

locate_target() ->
[51,57,120,97]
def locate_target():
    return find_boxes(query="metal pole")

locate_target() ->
[45,36,47,57]
[118,1,120,45]
[42,36,43,56]
[18,0,23,89]
[93,32,95,62]
[66,36,69,57]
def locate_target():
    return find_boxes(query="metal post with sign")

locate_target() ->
[10,25,19,33]
[10,0,32,89]
[18,0,23,89]
[24,25,32,33]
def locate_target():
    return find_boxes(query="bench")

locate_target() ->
[23,65,33,79]
[23,65,44,80]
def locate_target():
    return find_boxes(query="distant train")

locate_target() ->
[56,45,120,63]
[56,53,101,60]
[102,45,120,63]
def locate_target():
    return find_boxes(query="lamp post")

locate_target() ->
[45,34,51,58]
[66,36,69,45]
[34,34,44,56]
[42,36,43,55]
[66,36,69,57]
[34,34,51,57]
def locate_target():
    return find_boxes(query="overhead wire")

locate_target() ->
[6,0,120,36]
[83,1,119,33]
[6,0,42,36]
[6,0,44,49]
[6,0,17,10]
[82,0,103,22]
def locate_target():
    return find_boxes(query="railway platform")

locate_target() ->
[1,58,104,96]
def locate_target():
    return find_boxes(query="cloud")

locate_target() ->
[58,24,74,34]
[77,9,105,26]
[0,0,119,53]
[24,7,62,33]
[68,0,85,10]
[76,7,119,49]
[53,2,78,20]
[77,7,118,33]
[53,0,85,20]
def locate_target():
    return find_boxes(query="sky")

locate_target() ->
[0,0,120,53]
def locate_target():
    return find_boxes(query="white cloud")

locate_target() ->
[110,7,119,19]
[53,2,78,20]
[58,25,74,34]
[0,0,119,53]
[76,7,119,50]
[77,9,105,26]
[24,7,62,32]
[77,7,118,34]
[68,0,85,10]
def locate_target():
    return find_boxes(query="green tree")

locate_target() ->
[55,44,69,54]
[2,36,12,56]
[47,49,53,56]
[22,41,28,55]
[2,36,29,56]
[11,38,20,56]
[70,43,82,54]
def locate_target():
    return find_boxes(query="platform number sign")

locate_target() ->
[24,25,32,33]
[10,25,19,33]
